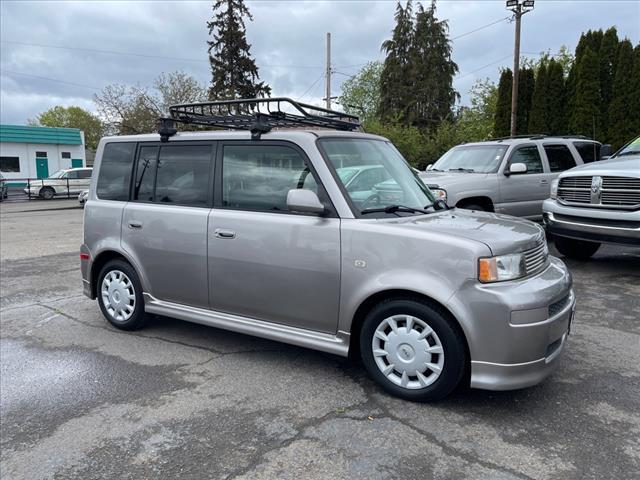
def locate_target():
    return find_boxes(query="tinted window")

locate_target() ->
[78,169,92,179]
[96,143,135,201]
[222,145,318,212]
[573,142,600,163]
[544,144,577,172]
[0,156,20,172]
[154,145,211,206]
[36,151,47,158]
[133,146,158,202]
[509,146,543,174]
[61,152,71,159]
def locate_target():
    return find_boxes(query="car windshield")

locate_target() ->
[431,145,508,173]
[48,170,66,178]
[319,138,435,216]
[612,136,640,158]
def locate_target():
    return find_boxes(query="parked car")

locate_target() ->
[81,98,574,401]
[78,189,89,206]
[24,167,92,199]
[419,136,605,220]
[543,137,640,258]
[0,173,8,201]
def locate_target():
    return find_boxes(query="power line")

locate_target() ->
[0,69,101,90]
[451,16,510,41]
[298,71,325,101]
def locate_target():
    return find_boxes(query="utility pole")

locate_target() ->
[506,0,535,137]
[325,32,332,110]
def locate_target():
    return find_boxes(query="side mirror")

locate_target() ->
[426,164,434,170]
[286,189,325,215]
[600,144,613,159]
[505,162,527,176]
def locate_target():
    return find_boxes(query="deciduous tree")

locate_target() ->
[29,106,104,151]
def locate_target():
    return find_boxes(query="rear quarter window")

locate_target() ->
[573,142,600,163]
[96,143,136,201]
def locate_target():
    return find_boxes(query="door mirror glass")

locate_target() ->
[600,144,613,159]
[507,162,527,175]
[426,164,433,170]
[286,189,325,215]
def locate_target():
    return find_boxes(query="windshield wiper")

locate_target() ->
[448,167,475,172]
[361,204,430,216]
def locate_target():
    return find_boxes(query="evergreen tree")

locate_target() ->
[516,67,535,135]
[546,59,567,135]
[379,1,415,123]
[607,40,635,149]
[599,27,619,141]
[630,45,640,135]
[569,47,602,138]
[494,69,512,137]
[207,0,270,100]
[528,62,549,134]
[409,1,459,131]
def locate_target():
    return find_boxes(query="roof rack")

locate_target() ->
[489,134,593,142]
[157,97,361,141]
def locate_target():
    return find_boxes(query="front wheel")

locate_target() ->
[97,259,147,330]
[40,187,55,200]
[360,299,467,402]
[553,235,600,260]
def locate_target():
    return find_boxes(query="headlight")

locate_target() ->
[550,179,559,199]
[478,253,526,283]
[431,188,447,202]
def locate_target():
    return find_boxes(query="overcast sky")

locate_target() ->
[1,0,638,125]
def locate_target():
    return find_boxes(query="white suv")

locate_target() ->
[25,167,93,199]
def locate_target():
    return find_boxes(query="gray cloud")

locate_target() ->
[1,0,638,124]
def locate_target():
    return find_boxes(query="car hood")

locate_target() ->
[561,157,640,176]
[383,208,545,256]
[419,171,490,188]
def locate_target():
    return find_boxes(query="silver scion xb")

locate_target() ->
[81,98,575,401]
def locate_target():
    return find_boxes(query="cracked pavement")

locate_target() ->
[1,200,639,479]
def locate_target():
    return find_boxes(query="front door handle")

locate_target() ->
[540,179,549,185]
[213,228,236,239]
[128,221,143,229]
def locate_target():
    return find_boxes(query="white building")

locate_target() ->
[0,125,86,182]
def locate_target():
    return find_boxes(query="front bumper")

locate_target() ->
[543,199,640,246]
[451,256,574,391]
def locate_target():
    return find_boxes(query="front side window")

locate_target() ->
[431,145,508,173]
[65,170,79,179]
[154,145,211,206]
[573,142,600,163]
[222,144,319,212]
[96,143,136,201]
[0,156,20,172]
[319,138,434,216]
[544,144,576,172]
[508,146,544,174]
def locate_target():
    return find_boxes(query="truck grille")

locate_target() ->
[524,242,549,276]
[558,176,640,210]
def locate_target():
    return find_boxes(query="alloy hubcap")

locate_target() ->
[372,315,445,389]
[101,270,136,322]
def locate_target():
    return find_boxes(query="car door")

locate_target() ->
[499,144,548,218]
[208,141,341,334]
[121,142,214,309]
[63,170,85,195]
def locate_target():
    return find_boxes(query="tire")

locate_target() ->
[553,235,600,260]
[458,203,486,212]
[40,187,55,200]
[359,298,467,402]
[97,259,147,330]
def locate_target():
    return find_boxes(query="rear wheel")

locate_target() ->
[97,259,146,330]
[360,298,466,402]
[553,235,600,260]
[40,187,55,200]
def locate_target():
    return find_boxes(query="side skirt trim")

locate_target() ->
[143,293,350,357]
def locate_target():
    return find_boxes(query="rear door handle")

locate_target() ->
[540,179,549,185]
[213,228,236,239]
[128,221,143,229]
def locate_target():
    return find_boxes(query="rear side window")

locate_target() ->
[508,146,543,174]
[222,144,319,213]
[154,145,211,206]
[96,143,136,201]
[573,142,600,163]
[133,146,158,202]
[544,144,577,172]
[78,169,92,179]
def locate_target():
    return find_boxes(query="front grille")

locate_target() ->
[558,175,640,209]
[523,242,549,277]
[549,294,571,317]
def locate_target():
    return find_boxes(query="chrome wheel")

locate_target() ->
[372,314,445,389]
[101,270,136,322]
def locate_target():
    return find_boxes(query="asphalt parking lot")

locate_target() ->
[1,200,639,480]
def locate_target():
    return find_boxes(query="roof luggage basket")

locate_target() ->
[157,97,361,141]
